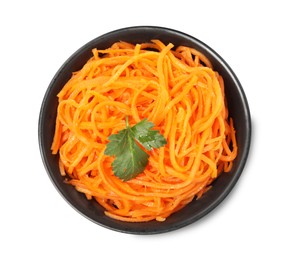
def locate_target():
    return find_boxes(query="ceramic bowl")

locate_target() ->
[39,26,251,234]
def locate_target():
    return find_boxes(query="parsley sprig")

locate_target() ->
[104,116,167,181]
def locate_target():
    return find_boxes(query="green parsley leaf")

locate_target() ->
[104,116,167,181]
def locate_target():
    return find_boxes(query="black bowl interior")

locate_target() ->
[39,26,251,234]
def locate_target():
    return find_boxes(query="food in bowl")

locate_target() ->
[50,39,238,222]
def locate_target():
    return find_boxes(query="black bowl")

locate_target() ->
[39,26,251,234]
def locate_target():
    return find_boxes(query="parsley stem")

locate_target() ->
[125,116,129,128]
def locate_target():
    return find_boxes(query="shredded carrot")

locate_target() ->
[51,40,238,222]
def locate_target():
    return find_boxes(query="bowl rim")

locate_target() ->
[39,25,252,234]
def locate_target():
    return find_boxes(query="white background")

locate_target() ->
[1,0,287,259]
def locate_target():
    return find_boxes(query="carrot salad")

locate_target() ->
[51,40,237,222]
